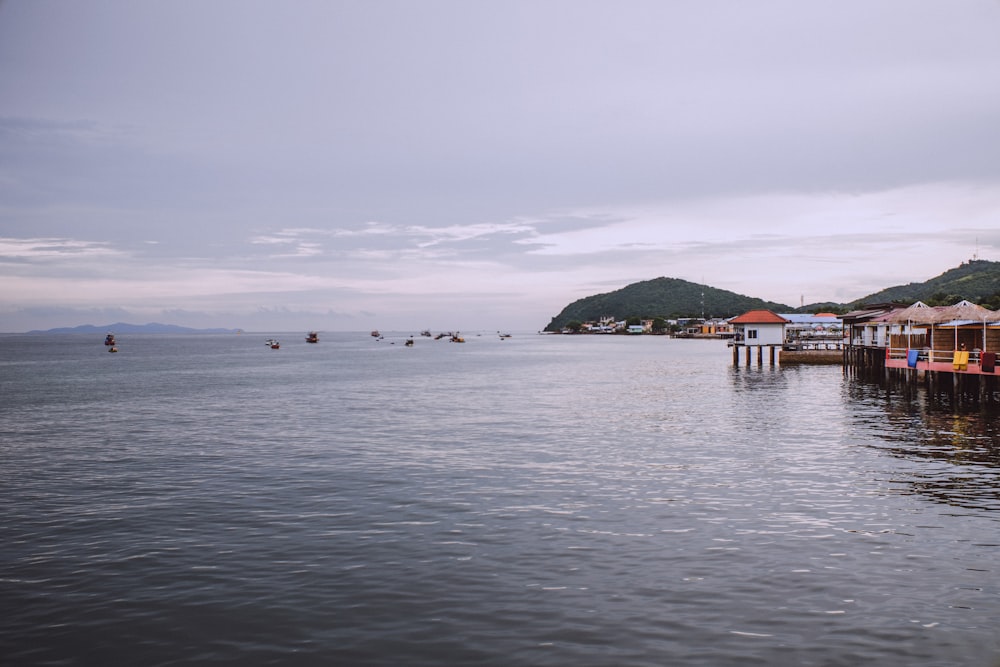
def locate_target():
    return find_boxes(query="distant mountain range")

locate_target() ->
[543,260,1000,331]
[28,322,241,334]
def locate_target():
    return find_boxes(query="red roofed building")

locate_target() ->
[729,310,790,347]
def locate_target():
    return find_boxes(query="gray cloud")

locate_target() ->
[1,1,999,331]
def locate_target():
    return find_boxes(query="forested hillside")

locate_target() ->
[543,277,791,332]
[845,259,1000,309]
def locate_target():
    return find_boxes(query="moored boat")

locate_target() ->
[266,338,280,349]
[104,333,116,346]
[305,331,319,343]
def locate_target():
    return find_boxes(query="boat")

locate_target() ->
[371,330,381,338]
[305,331,319,343]
[266,338,280,349]
[450,333,465,343]
[420,330,432,337]
[498,332,512,339]
[405,338,414,347]
[104,333,116,346]
[108,346,118,353]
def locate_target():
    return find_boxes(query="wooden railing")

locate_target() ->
[886,347,983,364]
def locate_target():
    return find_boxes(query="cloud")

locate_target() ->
[1,178,997,331]
[2,2,999,331]
[0,237,123,261]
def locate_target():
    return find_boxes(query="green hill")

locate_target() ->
[844,259,1000,309]
[543,277,792,332]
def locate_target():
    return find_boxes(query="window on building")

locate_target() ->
[747,329,758,339]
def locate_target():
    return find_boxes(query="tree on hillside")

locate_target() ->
[927,292,964,306]
[982,293,1000,310]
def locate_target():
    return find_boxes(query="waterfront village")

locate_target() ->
[557,312,843,346]
[558,302,1000,361]
[557,312,846,364]
[560,302,1000,401]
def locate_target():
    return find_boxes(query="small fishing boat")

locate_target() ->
[405,338,414,347]
[498,332,512,339]
[305,331,319,343]
[104,333,116,346]
[266,338,280,349]
[371,330,381,338]
[108,346,118,353]
[420,330,432,337]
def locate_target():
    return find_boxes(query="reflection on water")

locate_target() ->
[728,364,788,391]
[846,380,1000,513]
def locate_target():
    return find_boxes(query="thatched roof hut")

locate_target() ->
[886,301,939,324]
[931,299,999,324]
[931,300,1000,352]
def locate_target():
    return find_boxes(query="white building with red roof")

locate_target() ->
[729,309,791,347]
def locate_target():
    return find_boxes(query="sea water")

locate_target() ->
[1,332,999,666]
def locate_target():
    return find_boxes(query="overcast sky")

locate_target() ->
[2,1,999,332]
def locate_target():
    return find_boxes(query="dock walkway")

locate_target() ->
[848,345,1000,405]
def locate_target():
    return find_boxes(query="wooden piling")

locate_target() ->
[842,343,999,407]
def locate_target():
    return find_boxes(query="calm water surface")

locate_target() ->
[2,333,999,666]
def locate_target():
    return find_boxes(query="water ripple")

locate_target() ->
[2,335,999,665]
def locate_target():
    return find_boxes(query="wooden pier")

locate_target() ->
[839,302,1000,406]
[725,304,1000,404]
[843,345,1000,406]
